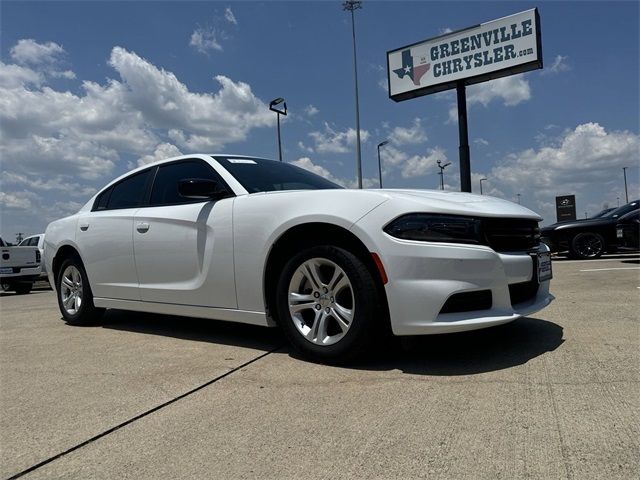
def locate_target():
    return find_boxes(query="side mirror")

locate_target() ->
[178,178,228,199]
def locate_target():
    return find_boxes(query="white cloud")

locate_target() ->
[487,123,639,223]
[468,74,531,107]
[224,7,238,25]
[400,148,448,178]
[8,39,76,81]
[438,27,454,35]
[474,138,489,146]
[290,157,377,189]
[309,123,370,154]
[0,191,34,210]
[544,55,570,75]
[0,61,43,88]
[10,39,65,65]
[378,77,388,93]
[190,28,223,53]
[297,141,314,153]
[304,104,319,116]
[447,74,531,123]
[389,118,427,145]
[137,143,183,166]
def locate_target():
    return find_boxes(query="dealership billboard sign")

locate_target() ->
[556,195,577,223]
[387,8,542,101]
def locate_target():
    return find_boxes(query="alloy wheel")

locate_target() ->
[288,257,355,346]
[60,265,83,315]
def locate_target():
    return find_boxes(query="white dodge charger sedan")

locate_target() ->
[45,154,553,362]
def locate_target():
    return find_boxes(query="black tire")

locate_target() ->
[569,232,605,259]
[14,282,33,295]
[56,255,104,325]
[275,245,382,363]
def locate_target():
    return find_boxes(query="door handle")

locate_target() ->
[79,223,89,231]
[136,222,150,233]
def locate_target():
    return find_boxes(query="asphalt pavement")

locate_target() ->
[1,254,638,479]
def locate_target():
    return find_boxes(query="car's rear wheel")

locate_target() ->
[275,245,381,363]
[570,232,605,259]
[56,256,104,325]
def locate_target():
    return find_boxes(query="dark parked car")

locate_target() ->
[541,200,639,259]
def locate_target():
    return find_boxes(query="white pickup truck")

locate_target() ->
[0,236,41,294]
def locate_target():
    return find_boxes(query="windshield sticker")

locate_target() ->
[228,159,257,164]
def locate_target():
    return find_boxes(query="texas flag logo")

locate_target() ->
[393,49,430,86]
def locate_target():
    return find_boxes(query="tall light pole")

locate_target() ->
[479,177,487,195]
[437,159,451,190]
[377,140,388,189]
[269,97,287,161]
[517,193,521,204]
[622,166,629,203]
[617,196,620,207]
[343,0,363,189]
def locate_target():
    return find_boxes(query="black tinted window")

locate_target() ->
[107,170,153,210]
[150,160,224,206]
[214,157,342,193]
[94,187,112,211]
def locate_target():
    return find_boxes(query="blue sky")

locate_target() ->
[1,1,639,239]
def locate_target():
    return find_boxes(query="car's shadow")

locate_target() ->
[337,317,564,376]
[100,310,563,376]
[101,309,285,352]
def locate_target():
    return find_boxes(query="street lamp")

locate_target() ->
[617,196,620,207]
[343,0,363,188]
[479,177,487,195]
[437,159,452,190]
[622,166,629,203]
[516,193,521,204]
[377,140,389,189]
[269,97,287,161]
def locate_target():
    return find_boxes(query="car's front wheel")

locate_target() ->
[275,245,382,363]
[570,232,605,259]
[56,256,104,325]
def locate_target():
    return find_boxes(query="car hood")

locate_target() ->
[542,217,614,231]
[249,188,542,220]
[379,189,543,220]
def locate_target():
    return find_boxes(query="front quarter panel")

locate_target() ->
[233,190,388,312]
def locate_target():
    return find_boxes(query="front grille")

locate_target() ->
[482,218,540,252]
[509,280,539,305]
[440,290,493,314]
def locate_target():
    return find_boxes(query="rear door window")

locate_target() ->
[106,169,153,210]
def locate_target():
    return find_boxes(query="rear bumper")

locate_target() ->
[0,266,41,282]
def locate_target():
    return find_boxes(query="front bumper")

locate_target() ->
[378,240,554,336]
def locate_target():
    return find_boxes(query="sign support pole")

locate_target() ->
[456,81,472,193]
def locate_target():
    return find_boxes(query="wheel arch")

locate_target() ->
[262,222,390,327]
[52,244,83,286]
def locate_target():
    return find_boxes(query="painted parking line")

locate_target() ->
[579,267,640,272]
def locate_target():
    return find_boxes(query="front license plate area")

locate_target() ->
[0,267,13,275]
[537,252,552,282]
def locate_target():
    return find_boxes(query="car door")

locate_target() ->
[133,159,237,308]
[76,168,154,300]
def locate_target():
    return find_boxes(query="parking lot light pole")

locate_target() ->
[479,177,487,195]
[437,160,451,190]
[517,193,521,204]
[377,140,388,188]
[623,166,629,203]
[269,98,287,161]
[617,196,620,207]
[343,0,363,188]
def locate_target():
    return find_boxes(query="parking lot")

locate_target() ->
[1,254,638,480]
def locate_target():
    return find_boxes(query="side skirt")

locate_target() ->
[93,297,275,327]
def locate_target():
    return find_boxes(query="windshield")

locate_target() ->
[602,201,639,218]
[213,157,343,193]
[591,208,614,218]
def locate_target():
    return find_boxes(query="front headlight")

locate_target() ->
[384,213,482,244]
